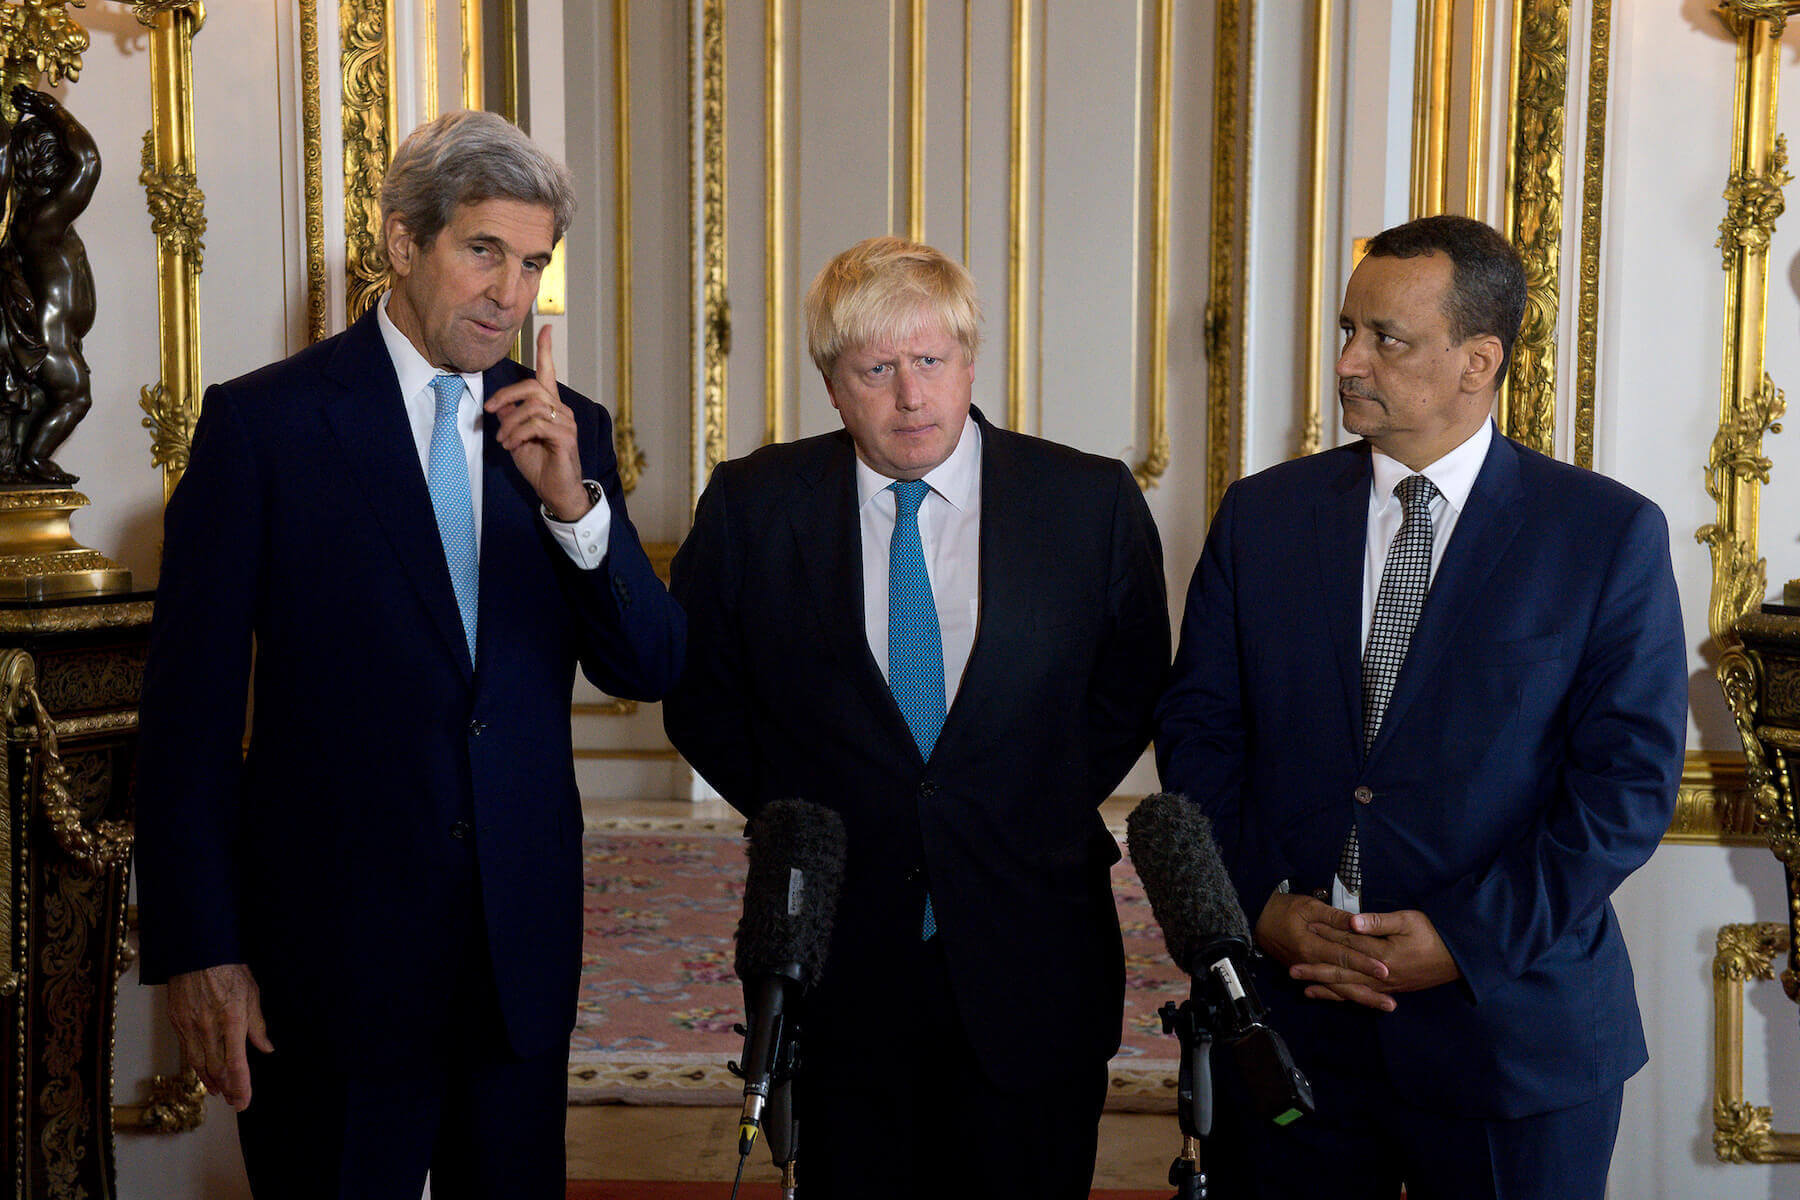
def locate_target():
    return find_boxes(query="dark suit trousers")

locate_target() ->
[795,932,1108,1200]
[235,869,569,1200]
[1202,1006,1623,1200]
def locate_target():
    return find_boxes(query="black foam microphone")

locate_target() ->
[1126,792,1314,1130]
[731,799,848,1158]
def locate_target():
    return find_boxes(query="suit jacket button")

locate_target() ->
[449,820,472,840]
[918,781,938,798]
[612,576,631,605]
[468,719,486,737]
[1354,786,1373,804]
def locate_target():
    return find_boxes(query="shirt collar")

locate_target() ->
[854,412,981,511]
[1369,417,1492,517]
[376,291,485,403]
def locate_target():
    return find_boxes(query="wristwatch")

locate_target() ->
[542,478,604,523]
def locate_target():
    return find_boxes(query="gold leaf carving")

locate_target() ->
[1715,920,1783,981]
[115,1068,206,1134]
[131,0,204,30]
[1719,135,1792,270]
[1716,1097,1778,1162]
[1503,0,1571,456]
[1718,0,1800,40]
[138,380,195,473]
[341,0,392,323]
[699,0,727,479]
[138,129,206,273]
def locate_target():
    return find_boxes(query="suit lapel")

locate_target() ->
[789,434,917,750]
[1368,433,1525,756]
[933,410,1016,758]
[1316,445,1373,754]
[318,309,474,678]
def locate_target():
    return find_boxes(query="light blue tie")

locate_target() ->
[888,479,945,940]
[427,374,479,662]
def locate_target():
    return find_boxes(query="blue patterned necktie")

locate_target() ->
[427,374,480,662]
[888,478,945,939]
[1339,473,1438,897]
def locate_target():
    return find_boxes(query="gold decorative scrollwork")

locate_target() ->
[699,0,727,487]
[1719,134,1791,269]
[301,0,325,343]
[1501,0,1571,457]
[114,1069,206,1134]
[0,0,87,116]
[1572,0,1611,470]
[1699,374,1787,638]
[0,651,129,874]
[131,0,204,30]
[137,381,194,474]
[138,0,205,500]
[1205,0,1249,517]
[1704,3,1797,644]
[342,0,396,323]
[1714,922,1800,1162]
[138,129,206,272]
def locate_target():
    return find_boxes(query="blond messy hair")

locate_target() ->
[803,236,983,377]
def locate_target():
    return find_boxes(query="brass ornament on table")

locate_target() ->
[0,1,85,120]
[1713,922,1800,1162]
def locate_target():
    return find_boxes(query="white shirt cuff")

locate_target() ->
[543,481,612,570]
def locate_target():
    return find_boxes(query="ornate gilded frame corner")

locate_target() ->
[113,1068,206,1135]
[342,0,398,324]
[1499,0,1572,457]
[131,2,207,501]
[1134,0,1172,490]
[1713,922,1800,1162]
[1204,0,1252,517]
[1700,0,1800,646]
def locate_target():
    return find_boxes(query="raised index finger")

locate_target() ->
[535,323,557,397]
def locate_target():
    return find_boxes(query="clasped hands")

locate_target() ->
[1255,891,1459,1012]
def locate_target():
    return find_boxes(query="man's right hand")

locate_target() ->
[166,963,274,1111]
[1254,890,1395,1012]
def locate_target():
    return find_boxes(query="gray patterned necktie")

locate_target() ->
[1339,474,1437,897]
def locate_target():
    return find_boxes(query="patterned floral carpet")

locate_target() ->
[569,819,1186,1110]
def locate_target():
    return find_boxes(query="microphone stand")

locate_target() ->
[1159,995,1213,1200]
[728,1001,804,1200]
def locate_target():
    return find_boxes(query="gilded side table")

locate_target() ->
[1720,602,1800,1002]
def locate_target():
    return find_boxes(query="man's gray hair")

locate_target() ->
[379,109,578,246]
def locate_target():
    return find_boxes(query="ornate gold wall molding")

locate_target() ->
[1571,0,1610,471]
[134,1,206,502]
[1006,0,1030,432]
[1134,0,1172,490]
[906,0,925,243]
[613,0,644,491]
[1500,0,1570,456]
[302,0,326,344]
[1713,922,1800,1162]
[1298,0,1332,461]
[1668,750,1759,845]
[699,0,727,484]
[342,0,397,324]
[1205,0,1250,517]
[1700,1,1798,645]
[763,0,785,446]
[1411,0,1453,217]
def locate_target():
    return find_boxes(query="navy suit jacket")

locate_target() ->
[134,308,684,1068]
[663,409,1169,1088]
[1155,430,1685,1120]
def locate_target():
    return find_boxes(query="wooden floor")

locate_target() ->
[566,1104,1179,1188]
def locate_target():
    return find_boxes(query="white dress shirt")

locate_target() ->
[856,414,982,701]
[1334,418,1493,912]
[377,293,610,569]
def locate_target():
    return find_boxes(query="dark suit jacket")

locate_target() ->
[662,408,1169,1089]
[133,307,685,1068]
[1155,431,1686,1120]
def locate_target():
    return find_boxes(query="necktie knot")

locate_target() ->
[430,374,464,419]
[1396,473,1437,514]
[891,478,929,517]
